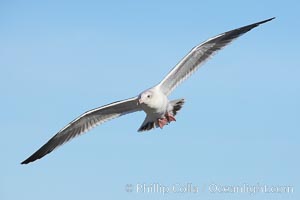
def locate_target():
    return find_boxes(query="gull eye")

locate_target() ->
[147,94,151,98]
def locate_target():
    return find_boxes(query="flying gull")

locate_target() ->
[21,17,274,164]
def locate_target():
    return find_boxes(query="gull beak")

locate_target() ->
[138,99,143,105]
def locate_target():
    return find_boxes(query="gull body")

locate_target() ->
[138,86,183,131]
[21,18,275,164]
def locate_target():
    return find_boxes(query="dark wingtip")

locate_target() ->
[21,145,54,165]
[239,17,275,31]
[219,17,275,44]
[21,157,30,165]
[21,160,29,165]
[256,17,275,25]
[237,17,275,33]
[21,160,28,165]
[249,17,275,30]
[21,156,37,165]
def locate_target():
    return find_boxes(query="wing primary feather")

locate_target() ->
[21,97,140,164]
[158,17,275,95]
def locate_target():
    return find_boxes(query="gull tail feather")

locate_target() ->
[170,98,185,116]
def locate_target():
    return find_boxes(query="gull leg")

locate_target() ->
[158,118,168,129]
[165,113,176,122]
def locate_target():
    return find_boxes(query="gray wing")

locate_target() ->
[158,17,274,96]
[21,97,141,164]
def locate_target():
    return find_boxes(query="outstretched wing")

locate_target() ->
[21,97,141,164]
[158,17,274,96]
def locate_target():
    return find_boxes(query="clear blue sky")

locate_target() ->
[1,0,299,200]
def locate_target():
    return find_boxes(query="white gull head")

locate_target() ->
[138,87,168,113]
